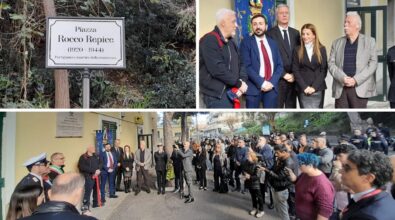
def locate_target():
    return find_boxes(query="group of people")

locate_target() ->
[8,125,395,220]
[196,122,395,219]
[200,4,394,109]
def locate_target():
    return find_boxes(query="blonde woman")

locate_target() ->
[292,23,327,108]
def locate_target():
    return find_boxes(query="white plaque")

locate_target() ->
[46,17,125,69]
[56,112,84,137]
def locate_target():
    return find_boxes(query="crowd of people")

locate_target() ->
[6,122,395,219]
[200,4,395,109]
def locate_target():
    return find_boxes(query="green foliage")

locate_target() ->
[275,112,350,135]
[242,120,258,129]
[0,0,195,108]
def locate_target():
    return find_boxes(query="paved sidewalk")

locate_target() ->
[91,170,281,220]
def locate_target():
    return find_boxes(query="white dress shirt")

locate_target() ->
[255,35,274,88]
[106,151,114,168]
[351,187,376,202]
[279,25,291,46]
[305,42,314,62]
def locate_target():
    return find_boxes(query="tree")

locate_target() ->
[163,112,174,155]
[42,0,70,108]
[224,115,239,133]
[173,112,198,143]
[150,112,158,150]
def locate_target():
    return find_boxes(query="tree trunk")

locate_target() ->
[180,113,188,143]
[163,112,174,155]
[347,112,368,132]
[151,112,158,151]
[42,0,70,108]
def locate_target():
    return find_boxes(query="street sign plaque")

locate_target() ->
[46,17,125,69]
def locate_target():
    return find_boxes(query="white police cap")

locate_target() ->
[23,153,48,167]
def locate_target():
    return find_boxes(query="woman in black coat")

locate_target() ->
[292,23,327,108]
[121,145,134,193]
[242,149,264,218]
[154,144,168,195]
[196,145,207,190]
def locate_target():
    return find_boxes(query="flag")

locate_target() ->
[96,130,104,153]
[235,0,276,43]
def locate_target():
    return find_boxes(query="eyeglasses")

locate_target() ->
[342,164,356,173]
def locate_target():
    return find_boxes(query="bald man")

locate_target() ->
[20,173,97,220]
[78,146,101,210]
[313,137,334,177]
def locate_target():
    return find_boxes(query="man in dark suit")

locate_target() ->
[240,14,283,108]
[266,4,300,108]
[388,45,395,108]
[341,150,395,220]
[111,139,124,191]
[100,143,118,204]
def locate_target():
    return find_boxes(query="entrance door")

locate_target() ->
[347,6,388,101]
[138,134,154,168]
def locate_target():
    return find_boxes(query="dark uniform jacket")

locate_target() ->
[15,173,42,191]
[20,201,97,220]
[350,135,368,150]
[341,191,395,220]
[15,173,50,201]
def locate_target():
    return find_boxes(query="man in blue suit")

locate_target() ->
[240,14,283,108]
[100,143,118,205]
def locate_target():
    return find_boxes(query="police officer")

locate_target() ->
[350,129,368,150]
[14,153,50,202]
[387,45,395,108]
[369,130,389,155]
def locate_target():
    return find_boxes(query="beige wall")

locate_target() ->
[13,112,154,184]
[294,0,344,55]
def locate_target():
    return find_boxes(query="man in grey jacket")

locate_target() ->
[134,140,152,195]
[313,137,334,177]
[175,141,195,203]
[329,11,378,108]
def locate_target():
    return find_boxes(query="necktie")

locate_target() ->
[260,40,272,81]
[283,29,291,56]
[108,152,114,169]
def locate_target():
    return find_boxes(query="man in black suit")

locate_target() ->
[266,4,300,108]
[388,45,395,108]
[112,139,124,191]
